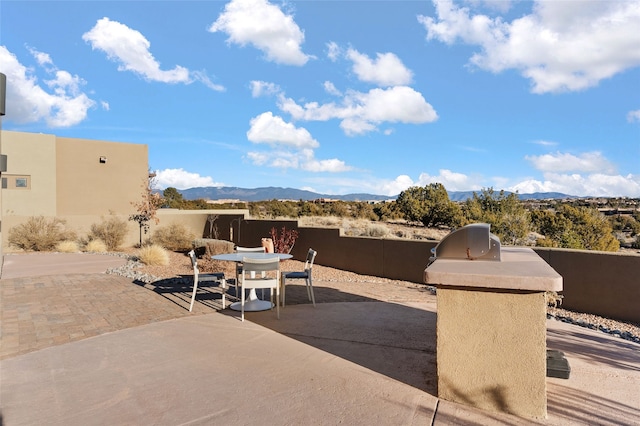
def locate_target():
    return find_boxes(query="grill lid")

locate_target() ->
[429,223,501,264]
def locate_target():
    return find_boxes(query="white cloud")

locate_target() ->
[246,112,350,172]
[509,150,640,196]
[83,17,224,90]
[247,111,319,149]
[154,168,223,190]
[532,140,558,147]
[250,80,281,97]
[510,173,640,197]
[0,45,95,127]
[525,151,616,174]
[247,148,350,172]
[278,86,438,136]
[326,41,341,62]
[418,0,640,93]
[358,164,640,197]
[378,175,415,196]
[27,46,53,68]
[209,0,311,66]
[345,48,414,86]
[416,169,481,191]
[323,81,341,96]
[627,109,640,123]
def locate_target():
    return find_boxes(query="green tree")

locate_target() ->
[373,201,403,221]
[298,200,323,217]
[462,188,530,245]
[353,202,378,220]
[531,204,619,251]
[162,187,184,208]
[396,183,462,228]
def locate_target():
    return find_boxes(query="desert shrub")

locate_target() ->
[545,291,563,308]
[8,216,77,251]
[363,223,389,238]
[270,226,299,253]
[85,239,108,253]
[88,215,128,251]
[137,244,169,266]
[56,240,80,253]
[152,223,196,251]
[343,220,389,238]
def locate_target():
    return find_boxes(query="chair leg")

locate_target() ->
[241,283,245,322]
[189,279,199,312]
[221,278,226,309]
[281,275,287,307]
[308,276,316,307]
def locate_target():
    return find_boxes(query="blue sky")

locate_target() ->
[1,0,639,197]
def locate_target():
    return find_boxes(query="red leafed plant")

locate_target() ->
[270,226,299,254]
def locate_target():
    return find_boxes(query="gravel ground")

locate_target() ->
[109,249,640,344]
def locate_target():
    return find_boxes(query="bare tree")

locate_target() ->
[129,173,163,246]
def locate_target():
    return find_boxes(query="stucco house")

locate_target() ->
[0,130,149,250]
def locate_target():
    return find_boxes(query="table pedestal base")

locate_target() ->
[229,289,273,312]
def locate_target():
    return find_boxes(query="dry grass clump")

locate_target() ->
[8,216,77,251]
[342,220,389,238]
[137,244,169,266]
[153,223,196,251]
[56,240,80,253]
[85,239,108,253]
[298,216,343,229]
[88,215,128,251]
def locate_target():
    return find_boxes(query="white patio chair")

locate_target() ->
[235,246,266,291]
[281,248,317,307]
[239,257,280,321]
[188,250,227,312]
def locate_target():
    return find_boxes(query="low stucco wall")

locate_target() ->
[2,210,249,252]
[534,248,640,323]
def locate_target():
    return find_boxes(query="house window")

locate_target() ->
[1,175,31,190]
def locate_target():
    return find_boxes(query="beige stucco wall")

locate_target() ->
[436,288,547,419]
[56,136,148,216]
[2,210,249,252]
[1,131,57,216]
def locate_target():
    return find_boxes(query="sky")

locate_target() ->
[1,0,639,197]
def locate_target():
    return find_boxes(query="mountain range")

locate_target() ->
[176,186,576,202]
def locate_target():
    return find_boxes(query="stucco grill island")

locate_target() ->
[425,223,564,420]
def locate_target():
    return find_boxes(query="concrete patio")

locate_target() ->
[0,253,638,425]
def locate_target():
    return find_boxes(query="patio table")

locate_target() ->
[212,252,292,312]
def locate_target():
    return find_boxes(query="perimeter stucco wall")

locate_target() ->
[436,288,547,419]
[1,131,57,216]
[534,248,640,323]
[56,137,148,216]
[239,220,437,283]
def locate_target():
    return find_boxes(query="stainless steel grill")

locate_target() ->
[428,223,501,265]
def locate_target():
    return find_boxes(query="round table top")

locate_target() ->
[212,252,293,262]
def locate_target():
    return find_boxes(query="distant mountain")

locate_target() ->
[176,186,576,202]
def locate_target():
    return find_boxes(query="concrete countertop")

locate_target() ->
[424,247,563,292]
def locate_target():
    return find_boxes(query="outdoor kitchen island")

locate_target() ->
[425,227,563,420]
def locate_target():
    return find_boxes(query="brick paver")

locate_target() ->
[1,271,435,360]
